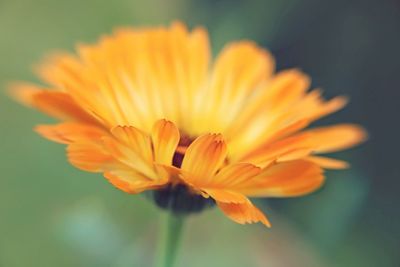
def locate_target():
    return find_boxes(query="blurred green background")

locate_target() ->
[0,0,398,266]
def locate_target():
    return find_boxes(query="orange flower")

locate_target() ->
[10,22,366,227]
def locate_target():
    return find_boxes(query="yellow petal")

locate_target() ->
[213,163,262,187]
[151,119,180,165]
[9,83,97,124]
[190,41,274,135]
[240,134,313,167]
[299,124,367,153]
[285,90,348,123]
[102,130,157,180]
[239,123,366,167]
[111,125,153,163]
[226,70,310,148]
[204,189,248,204]
[305,156,349,169]
[218,200,271,227]
[260,69,311,114]
[167,22,211,129]
[51,22,211,131]
[34,122,117,172]
[67,142,115,172]
[104,167,167,194]
[181,134,227,185]
[305,95,348,121]
[35,52,85,89]
[35,123,106,144]
[236,160,324,198]
[8,82,41,106]
[181,163,260,204]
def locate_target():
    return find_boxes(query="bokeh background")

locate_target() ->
[1,0,399,266]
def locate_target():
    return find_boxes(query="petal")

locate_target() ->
[302,95,348,121]
[189,41,274,135]
[261,119,311,145]
[227,75,350,160]
[8,82,41,106]
[299,124,367,153]
[166,22,211,129]
[33,122,116,172]
[180,163,260,204]
[180,134,227,185]
[239,124,367,167]
[210,41,275,104]
[35,52,86,89]
[226,70,310,150]
[104,168,167,194]
[102,136,157,180]
[111,125,153,163]
[240,134,313,167]
[212,163,262,188]
[236,160,324,198]
[285,89,348,123]
[43,22,211,131]
[151,119,180,165]
[218,200,271,227]
[259,69,311,114]
[305,156,349,169]
[204,189,248,204]
[9,83,97,124]
[35,122,106,144]
[32,91,97,124]
[67,141,115,172]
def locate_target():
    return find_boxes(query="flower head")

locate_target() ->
[10,22,366,227]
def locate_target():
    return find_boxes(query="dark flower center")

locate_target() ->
[148,134,215,214]
[150,184,215,215]
[172,153,185,169]
[172,134,193,168]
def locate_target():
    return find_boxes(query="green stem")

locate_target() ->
[155,213,185,267]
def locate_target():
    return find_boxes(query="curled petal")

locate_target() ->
[102,136,157,180]
[111,125,153,162]
[151,119,180,165]
[104,168,167,194]
[181,134,227,184]
[204,189,248,204]
[218,200,271,227]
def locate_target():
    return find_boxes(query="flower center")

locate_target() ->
[149,133,216,214]
[172,134,193,168]
[150,184,215,215]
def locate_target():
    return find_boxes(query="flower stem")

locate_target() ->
[155,213,185,267]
